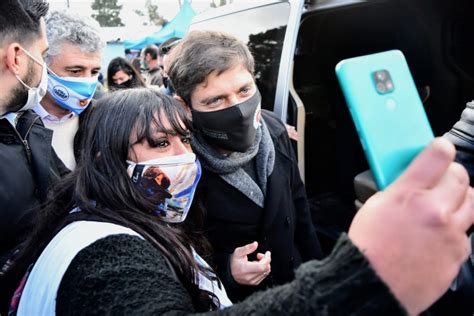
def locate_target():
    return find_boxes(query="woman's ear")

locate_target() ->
[173,95,192,119]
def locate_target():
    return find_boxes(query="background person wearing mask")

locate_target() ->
[0,0,67,268]
[106,57,146,91]
[141,44,164,87]
[33,10,104,170]
[158,37,181,96]
[167,31,323,301]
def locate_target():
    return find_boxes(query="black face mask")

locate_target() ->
[191,90,261,153]
[111,79,134,91]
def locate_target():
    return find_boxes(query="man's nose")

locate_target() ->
[229,94,240,106]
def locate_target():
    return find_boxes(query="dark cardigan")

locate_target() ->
[56,233,406,315]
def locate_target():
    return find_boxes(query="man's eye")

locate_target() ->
[240,87,251,95]
[208,97,222,105]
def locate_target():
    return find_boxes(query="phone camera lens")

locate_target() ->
[376,82,386,93]
[376,71,386,81]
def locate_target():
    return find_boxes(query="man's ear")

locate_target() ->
[173,95,192,119]
[4,43,22,75]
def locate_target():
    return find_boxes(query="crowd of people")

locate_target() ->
[1,0,474,315]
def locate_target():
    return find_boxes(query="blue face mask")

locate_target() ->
[47,70,98,114]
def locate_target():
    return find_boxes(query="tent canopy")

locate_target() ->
[124,0,196,50]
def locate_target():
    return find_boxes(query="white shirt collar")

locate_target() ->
[33,102,75,123]
[0,112,19,127]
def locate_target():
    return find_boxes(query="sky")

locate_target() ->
[48,0,214,20]
[48,0,215,40]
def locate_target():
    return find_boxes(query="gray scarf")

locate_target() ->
[192,119,275,207]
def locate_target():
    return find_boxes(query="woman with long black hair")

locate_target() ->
[4,88,227,314]
[106,57,146,91]
[1,88,470,316]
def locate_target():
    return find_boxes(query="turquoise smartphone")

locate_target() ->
[335,50,434,190]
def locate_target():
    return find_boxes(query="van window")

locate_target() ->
[190,3,290,111]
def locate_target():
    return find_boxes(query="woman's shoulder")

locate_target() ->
[62,232,166,271]
[53,221,170,281]
[57,233,194,315]
[60,233,170,279]
[16,222,151,315]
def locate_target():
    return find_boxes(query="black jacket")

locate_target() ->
[444,100,474,185]
[54,233,405,315]
[432,101,474,315]
[196,110,323,302]
[0,110,68,265]
[146,66,163,86]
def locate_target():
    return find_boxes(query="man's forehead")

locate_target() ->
[51,42,102,67]
[196,67,254,94]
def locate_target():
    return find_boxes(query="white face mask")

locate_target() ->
[126,153,202,223]
[15,47,48,112]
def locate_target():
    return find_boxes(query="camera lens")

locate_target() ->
[375,71,386,81]
[376,82,386,93]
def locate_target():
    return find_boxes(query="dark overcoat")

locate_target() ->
[196,110,322,302]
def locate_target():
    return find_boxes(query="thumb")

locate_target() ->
[393,137,455,190]
[234,241,258,258]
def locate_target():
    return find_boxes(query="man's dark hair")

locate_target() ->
[0,0,49,46]
[167,31,255,106]
[143,44,159,60]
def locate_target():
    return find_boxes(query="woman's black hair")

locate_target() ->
[2,88,218,312]
[106,57,146,91]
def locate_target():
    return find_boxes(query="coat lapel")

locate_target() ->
[28,125,55,200]
[261,149,292,233]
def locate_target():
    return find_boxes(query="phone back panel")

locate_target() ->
[335,50,434,189]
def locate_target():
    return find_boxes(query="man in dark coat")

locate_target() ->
[167,30,323,301]
[141,45,164,87]
[0,0,68,266]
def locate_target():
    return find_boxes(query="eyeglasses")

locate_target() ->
[160,39,181,55]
